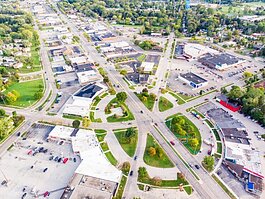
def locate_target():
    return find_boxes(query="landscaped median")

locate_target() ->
[135,88,156,111]
[113,127,138,157]
[165,113,202,155]
[137,167,193,195]
[143,134,174,168]
[94,129,118,166]
[158,96,173,112]
[105,93,135,123]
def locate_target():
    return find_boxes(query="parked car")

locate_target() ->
[44,191,50,197]
[49,156,54,161]
[73,157,76,162]
[17,132,21,136]
[21,193,27,199]
[130,171,133,176]
[63,158,69,164]
[195,165,200,169]
[43,168,48,172]
[58,157,62,162]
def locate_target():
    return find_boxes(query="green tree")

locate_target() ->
[82,117,91,128]
[148,147,156,156]
[120,69,127,76]
[0,109,5,117]
[72,120,80,128]
[188,138,199,147]
[116,92,127,102]
[202,155,215,172]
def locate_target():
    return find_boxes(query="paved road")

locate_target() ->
[0,2,234,199]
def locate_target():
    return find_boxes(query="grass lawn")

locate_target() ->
[96,133,107,143]
[143,134,174,168]
[212,129,221,141]
[184,186,193,195]
[106,98,135,123]
[114,129,138,157]
[100,142,109,152]
[137,184,144,191]
[3,79,44,107]
[137,54,146,62]
[90,112,102,123]
[159,96,173,112]
[205,119,214,128]
[135,93,155,111]
[95,129,107,134]
[105,151,118,166]
[165,114,201,155]
[138,169,189,187]
[217,142,222,154]
[168,92,185,105]
[113,175,127,199]
[177,93,192,100]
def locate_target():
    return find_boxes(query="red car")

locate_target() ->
[44,191,50,197]
[170,141,175,146]
[63,158,68,164]
[27,150,32,155]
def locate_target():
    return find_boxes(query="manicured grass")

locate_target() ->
[177,93,192,100]
[63,114,82,120]
[100,142,109,152]
[168,92,185,105]
[212,174,237,199]
[186,90,217,102]
[212,129,221,141]
[105,151,118,166]
[95,129,107,134]
[96,133,107,143]
[217,142,222,154]
[153,125,200,181]
[3,79,44,107]
[90,112,102,123]
[205,119,214,128]
[138,169,188,188]
[113,175,127,199]
[138,184,145,191]
[135,93,156,111]
[106,98,135,123]
[143,134,174,168]
[184,186,193,195]
[114,129,138,157]
[165,114,202,155]
[137,54,146,62]
[159,96,173,112]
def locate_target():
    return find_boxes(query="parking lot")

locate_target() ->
[145,54,161,65]
[0,124,80,199]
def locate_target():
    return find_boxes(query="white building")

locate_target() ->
[141,62,155,73]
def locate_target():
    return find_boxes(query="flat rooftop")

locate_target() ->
[225,142,263,178]
[206,108,245,129]
[180,72,207,84]
[200,53,244,66]
[74,83,104,99]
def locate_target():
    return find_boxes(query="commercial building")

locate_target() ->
[198,53,246,70]
[175,43,218,60]
[178,72,208,89]
[63,83,107,117]
[48,126,122,199]
[141,62,155,73]
[203,107,264,195]
[75,63,101,84]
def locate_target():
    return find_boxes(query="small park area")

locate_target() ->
[114,127,138,157]
[2,78,44,107]
[143,134,174,168]
[165,114,201,155]
[159,96,173,112]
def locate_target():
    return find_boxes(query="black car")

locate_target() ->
[22,193,27,199]
[129,171,133,176]
[134,156,137,161]
[140,110,143,113]
[49,156,54,161]
[17,132,21,136]
[58,157,62,162]
[73,157,76,162]
[195,165,200,169]
[43,168,48,172]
